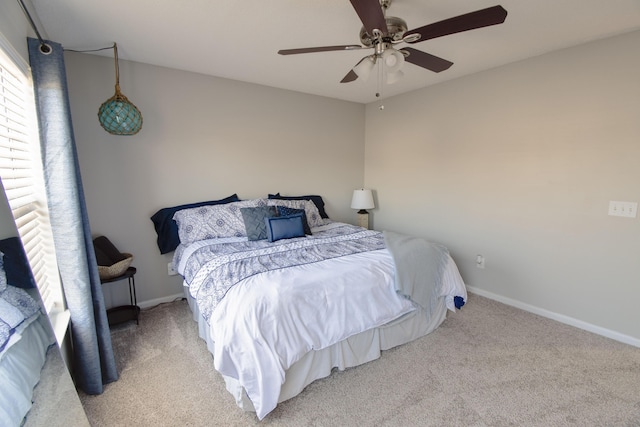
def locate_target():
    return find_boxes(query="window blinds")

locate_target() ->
[0,36,64,315]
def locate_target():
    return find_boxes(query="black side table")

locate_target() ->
[100,266,139,326]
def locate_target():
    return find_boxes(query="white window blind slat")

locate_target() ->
[0,151,31,163]
[0,135,31,152]
[5,196,36,217]
[1,177,33,193]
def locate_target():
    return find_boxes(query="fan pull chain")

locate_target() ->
[376,58,384,110]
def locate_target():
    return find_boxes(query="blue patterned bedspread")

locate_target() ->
[176,223,387,322]
[0,286,41,354]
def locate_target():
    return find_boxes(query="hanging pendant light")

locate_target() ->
[98,43,143,135]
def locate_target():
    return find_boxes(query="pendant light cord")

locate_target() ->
[16,0,116,58]
[113,43,120,90]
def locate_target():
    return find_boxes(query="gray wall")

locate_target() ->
[364,30,640,343]
[0,0,32,60]
[64,52,366,308]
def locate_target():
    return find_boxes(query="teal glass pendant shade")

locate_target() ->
[98,43,143,135]
[98,86,143,135]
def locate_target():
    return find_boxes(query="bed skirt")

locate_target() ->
[184,286,448,413]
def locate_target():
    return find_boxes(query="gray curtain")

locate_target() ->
[28,38,118,394]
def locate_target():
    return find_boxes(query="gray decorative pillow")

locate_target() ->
[267,199,324,229]
[241,206,278,241]
[173,199,267,244]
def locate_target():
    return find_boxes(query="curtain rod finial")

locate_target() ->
[39,43,52,55]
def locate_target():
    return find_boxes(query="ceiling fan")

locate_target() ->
[278,0,507,84]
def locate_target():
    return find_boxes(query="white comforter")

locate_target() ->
[175,223,466,420]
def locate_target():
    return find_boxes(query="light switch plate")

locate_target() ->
[608,201,638,218]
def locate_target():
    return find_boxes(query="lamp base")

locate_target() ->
[356,211,369,229]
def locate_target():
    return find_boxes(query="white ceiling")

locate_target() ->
[30,0,640,104]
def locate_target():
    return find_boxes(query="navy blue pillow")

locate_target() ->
[276,206,311,235]
[265,213,305,242]
[150,194,240,254]
[268,193,329,219]
[0,237,36,289]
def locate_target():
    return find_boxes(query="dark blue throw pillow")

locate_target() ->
[265,214,305,242]
[276,206,311,235]
[0,237,36,289]
[268,193,329,219]
[150,194,240,254]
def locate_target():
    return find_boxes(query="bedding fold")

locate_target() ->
[383,231,449,313]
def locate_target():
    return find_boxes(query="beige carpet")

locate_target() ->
[79,294,640,426]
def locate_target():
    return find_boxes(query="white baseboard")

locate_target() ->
[466,286,640,348]
[137,292,185,310]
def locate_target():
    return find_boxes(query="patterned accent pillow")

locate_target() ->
[174,199,267,244]
[268,194,329,219]
[241,206,278,241]
[150,194,240,254]
[267,199,324,229]
[0,285,41,354]
[276,206,311,235]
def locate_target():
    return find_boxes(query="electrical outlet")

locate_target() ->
[608,201,638,218]
[476,255,485,269]
[167,262,177,276]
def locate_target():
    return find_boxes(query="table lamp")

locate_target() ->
[351,189,375,229]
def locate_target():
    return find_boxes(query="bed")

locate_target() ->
[0,255,55,426]
[158,195,467,420]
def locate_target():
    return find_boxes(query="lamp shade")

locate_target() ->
[382,48,404,73]
[387,69,404,84]
[353,56,376,81]
[351,189,375,211]
[98,43,143,135]
[98,89,143,135]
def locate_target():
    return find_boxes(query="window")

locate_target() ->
[0,33,68,341]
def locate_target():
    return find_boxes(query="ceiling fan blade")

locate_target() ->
[341,69,359,83]
[349,0,388,36]
[278,45,363,55]
[402,47,453,73]
[404,5,507,43]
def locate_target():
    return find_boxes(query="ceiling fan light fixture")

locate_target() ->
[386,70,404,85]
[353,56,376,81]
[382,48,404,73]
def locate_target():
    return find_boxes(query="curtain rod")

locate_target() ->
[16,0,51,54]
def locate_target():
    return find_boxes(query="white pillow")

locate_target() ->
[266,199,325,229]
[173,199,267,244]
